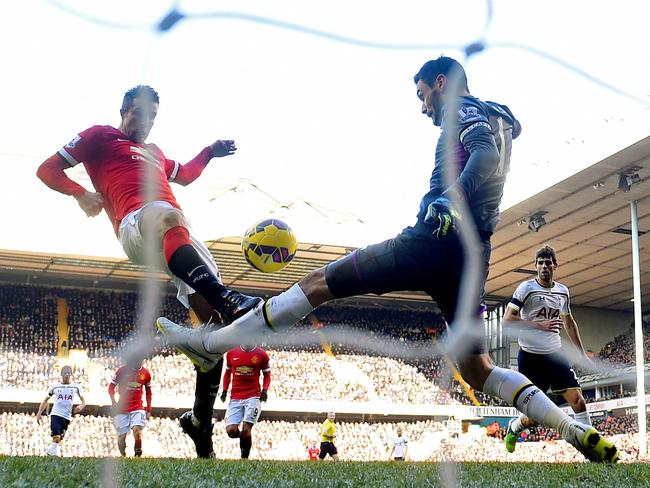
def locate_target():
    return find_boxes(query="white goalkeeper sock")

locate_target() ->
[483,367,576,441]
[204,284,314,353]
[574,410,591,426]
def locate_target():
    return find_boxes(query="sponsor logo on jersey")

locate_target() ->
[534,307,560,319]
[130,146,162,169]
[235,365,254,374]
[56,394,73,401]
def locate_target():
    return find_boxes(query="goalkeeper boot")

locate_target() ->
[504,418,518,453]
[179,411,215,459]
[569,424,619,463]
[156,317,221,373]
[218,290,262,324]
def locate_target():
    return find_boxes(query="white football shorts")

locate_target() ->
[113,410,147,436]
[225,397,262,426]
[118,201,221,309]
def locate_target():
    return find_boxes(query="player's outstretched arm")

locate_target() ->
[36,153,104,217]
[172,139,235,186]
[563,313,589,360]
[36,395,50,423]
[210,140,236,157]
[145,384,152,419]
[75,393,87,414]
[108,382,118,409]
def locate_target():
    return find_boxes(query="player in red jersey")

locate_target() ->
[308,441,320,460]
[36,85,262,458]
[220,345,271,459]
[108,360,152,457]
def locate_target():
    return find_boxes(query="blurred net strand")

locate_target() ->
[44,0,649,105]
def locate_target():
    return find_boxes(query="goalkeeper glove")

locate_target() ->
[220,391,227,403]
[260,390,268,402]
[424,196,460,239]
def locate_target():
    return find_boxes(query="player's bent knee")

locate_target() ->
[160,208,187,232]
[226,426,240,438]
[299,268,333,306]
[457,354,494,391]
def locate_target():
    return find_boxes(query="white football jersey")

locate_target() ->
[508,278,570,354]
[393,436,408,458]
[48,383,83,420]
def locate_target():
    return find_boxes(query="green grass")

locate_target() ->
[0,457,648,488]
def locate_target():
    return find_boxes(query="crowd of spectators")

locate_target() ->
[1,283,648,407]
[0,285,58,354]
[597,322,650,366]
[0,412,642,462]
[0,349,455,404]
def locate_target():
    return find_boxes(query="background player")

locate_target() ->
[36,365,86,457]
[503,245,592,453]
[319,412,339,460]
[108,359,152,457]
[157,56,617,463]
[36,85,262,458]
[220,344,271,459]
[388,427,408,461]
[307,441,320,460]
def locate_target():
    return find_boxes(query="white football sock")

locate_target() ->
[482,367,576,441]
[574,410,591,426]
[204,284,314,353]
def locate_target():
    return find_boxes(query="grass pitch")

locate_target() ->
[1,457,648,487]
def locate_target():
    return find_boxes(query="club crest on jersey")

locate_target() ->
[251,356,259,364]
[458,105,482,123]
[65,135,81,149]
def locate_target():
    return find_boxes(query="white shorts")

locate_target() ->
[118,201,222,308]
[225,398,262,426]
[114,410,147,436]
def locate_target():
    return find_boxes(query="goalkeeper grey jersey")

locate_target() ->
[508,278,570,354]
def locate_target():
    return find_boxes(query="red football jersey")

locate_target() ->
[110,366,152,413]
[308,447,320,460]
[222,346,271,400]
[58,125,182,233]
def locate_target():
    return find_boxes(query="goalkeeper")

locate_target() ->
[158,56,618,463]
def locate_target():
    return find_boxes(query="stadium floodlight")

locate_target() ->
[618,168,641,193]
[527,211,547,233]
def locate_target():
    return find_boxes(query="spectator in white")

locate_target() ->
[389,427,408,461]
[35,365,86,456]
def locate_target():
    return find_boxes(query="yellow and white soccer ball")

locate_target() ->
[241,219,297,273]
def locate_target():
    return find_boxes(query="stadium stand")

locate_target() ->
[0,281,647,462]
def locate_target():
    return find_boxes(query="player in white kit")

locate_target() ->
[503,245,592,453]
[388,427,408,461]
[36,365,86,456]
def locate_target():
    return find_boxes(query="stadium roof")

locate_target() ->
[487,135,650,312]
[1,136,648,311]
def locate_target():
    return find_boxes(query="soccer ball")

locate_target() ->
[241,219,297,273]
